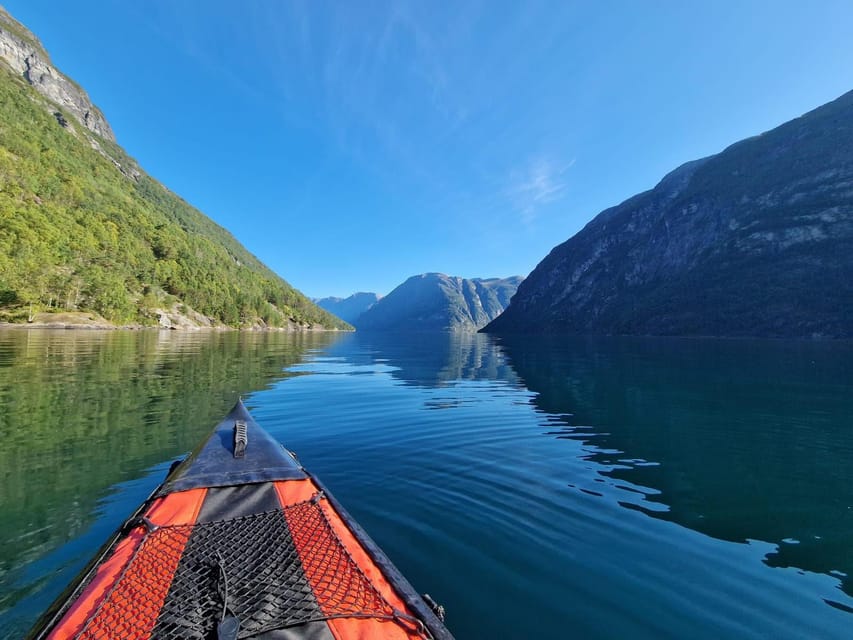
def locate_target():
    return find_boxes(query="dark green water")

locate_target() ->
[0,329,851,638]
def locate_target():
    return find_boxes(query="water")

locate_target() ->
[0,329,851,638]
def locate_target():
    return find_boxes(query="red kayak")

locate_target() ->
[28,399,453,640]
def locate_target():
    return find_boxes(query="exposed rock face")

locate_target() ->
[315,292,381,324]
[484,90,853,338]
[357,273,523,332]
[0,6,114,141]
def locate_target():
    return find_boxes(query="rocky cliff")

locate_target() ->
[0,6,113,140]
[357,273,523,332]
[484,90,853,338]
[315,292,381,324]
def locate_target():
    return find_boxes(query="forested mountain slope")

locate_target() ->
[0,7,348,329]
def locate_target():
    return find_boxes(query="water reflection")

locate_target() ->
[495,334,853,598]
[0,328,339,634]
[276,332,853,637]
[324,332,519,388]
[3,329,852,638]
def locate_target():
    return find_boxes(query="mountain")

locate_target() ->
[0,7,349,330]
[484,90,853,338]
[357,273,523,332]
[315,292,381,324]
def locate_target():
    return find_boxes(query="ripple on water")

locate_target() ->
[2,331,852,639]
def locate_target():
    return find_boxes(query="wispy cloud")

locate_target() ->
[507,156,574,223]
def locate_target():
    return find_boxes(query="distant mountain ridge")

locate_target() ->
[485,89,853,338]
[0,7,348,330]
[357,273,523,332]
[315,292,381,324]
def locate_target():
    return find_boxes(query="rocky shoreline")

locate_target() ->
[0,312,348,332]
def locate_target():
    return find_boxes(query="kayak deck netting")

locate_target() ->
[75,496,402,639]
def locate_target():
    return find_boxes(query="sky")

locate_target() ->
[5,1,853,298]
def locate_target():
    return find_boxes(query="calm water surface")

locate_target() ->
[0,329,851,638]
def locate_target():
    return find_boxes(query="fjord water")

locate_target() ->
[1,330,851,638]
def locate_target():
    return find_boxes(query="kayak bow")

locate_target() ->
[28,400,453,640]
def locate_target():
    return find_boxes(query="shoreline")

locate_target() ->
[0,311,350,332]
[0,321,350,333]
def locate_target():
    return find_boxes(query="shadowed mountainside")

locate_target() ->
[315,292,381,324]
[485,90,853,338]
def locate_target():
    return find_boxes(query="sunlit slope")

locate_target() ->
[357,273,523,332]
[0,37,348,329]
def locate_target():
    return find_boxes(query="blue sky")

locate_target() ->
[6,1,853,298]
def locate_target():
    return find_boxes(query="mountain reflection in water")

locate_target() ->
[494,334,853,600]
